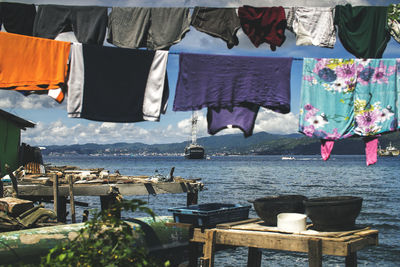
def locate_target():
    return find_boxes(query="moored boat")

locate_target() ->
[378,142,399,157]
[184,143,205,159]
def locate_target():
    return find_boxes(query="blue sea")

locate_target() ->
[43,154,400,267]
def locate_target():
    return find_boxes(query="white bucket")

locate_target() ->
[277,213,307,233]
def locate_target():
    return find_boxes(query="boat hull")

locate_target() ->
[184,145,205,159]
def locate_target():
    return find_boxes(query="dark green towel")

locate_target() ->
[334,4,390,58]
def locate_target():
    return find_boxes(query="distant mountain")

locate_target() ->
[41,131,400,156]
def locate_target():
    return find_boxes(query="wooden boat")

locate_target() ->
[0,216,190,266]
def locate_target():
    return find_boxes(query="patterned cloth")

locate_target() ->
[388,4,400,43]
[286,7,336,48]
[299,58,399,140]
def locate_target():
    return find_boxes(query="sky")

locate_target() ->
[1,0,399,146]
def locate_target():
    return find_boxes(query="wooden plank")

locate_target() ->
[200,230,216,267]
[52,174,58,220]
[0,197,34,216]
[191,228,378,256]
[247,247,262,267]
[68,175,76,223]
[229,221,371,238]
[217,218,262,229]
[10,181,203,197]
[345,252,357,267]
[308,238,322,267]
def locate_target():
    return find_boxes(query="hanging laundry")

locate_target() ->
[334,4,390,58]
[0,2,36,36]
[67,44,169,123]
[299,58,399,165]
[388,4,400,44]
[286,7,336,48]
[207,104,260,137]
[191,7,241,49]
[0,32,70,102]
[238,6,286,51]
[173,53,292,136]
[107,7,190,50]
[33,5,108,45]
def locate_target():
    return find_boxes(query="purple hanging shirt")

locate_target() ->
[173,53,292,136]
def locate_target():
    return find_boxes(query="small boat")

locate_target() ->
[184,143,205,159]
[378,143,399,157]
[281,156,295,160]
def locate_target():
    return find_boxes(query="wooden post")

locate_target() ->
[247,247,262,267]
[5,164,18,197]
[0,179,3,198]
[186,183,198,206]
[68,175,76,223]
[58,197,67,223]
[188,225,199,267]
[52,173,59,220]
[169,166,175,180]
[199,230,216,267]
[308,238,322,267]
[345,252,357,267]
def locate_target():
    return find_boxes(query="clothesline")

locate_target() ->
[167,51,304,61]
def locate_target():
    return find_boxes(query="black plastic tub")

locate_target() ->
[304,196,363,231]
[250,195,308,226]
[168,203,251,228]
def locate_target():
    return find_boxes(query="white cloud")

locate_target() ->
[0,90,65,109]
[254,109,298,134]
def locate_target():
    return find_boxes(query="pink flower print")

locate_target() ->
[303,125,315,137]
[304,104,315,111]
[324,128,342,140]
[313,59,330,74]
[303,75,313,82]
[387,65,396,76]
[307,115,328,129]
[371,62,388,84]
[378,108,394,122]
[336,63,356,79]
[355,110,380,129]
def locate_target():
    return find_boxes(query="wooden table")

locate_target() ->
[174,219,379,267]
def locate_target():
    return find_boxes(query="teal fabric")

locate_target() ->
[299,58,399,140]
[334,5,390,58]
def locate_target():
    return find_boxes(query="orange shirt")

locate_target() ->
[0,32,70,91]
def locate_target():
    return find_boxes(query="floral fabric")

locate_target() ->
[299,58,399,140]
[388,4,400,44]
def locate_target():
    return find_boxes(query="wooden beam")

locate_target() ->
[68,175,76,223]
[191,229,378,256]
[345,252,357,267]
[52,174,58,219]
[247,247,262,267]
[200,230,216,267]
[11,182,202,197]
[308,238,322,267]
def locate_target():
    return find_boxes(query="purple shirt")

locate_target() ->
[173,53,292,113]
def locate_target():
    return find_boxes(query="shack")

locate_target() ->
[0,109,35,177]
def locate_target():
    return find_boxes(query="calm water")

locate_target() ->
[44,154,400,267]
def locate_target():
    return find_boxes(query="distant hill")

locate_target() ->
[41,131,400,156]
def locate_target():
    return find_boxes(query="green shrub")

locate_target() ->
[41,199,169,267]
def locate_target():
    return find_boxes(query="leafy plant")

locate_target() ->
[41,198,169,267]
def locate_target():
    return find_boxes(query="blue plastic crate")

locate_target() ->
[168,203,251,227]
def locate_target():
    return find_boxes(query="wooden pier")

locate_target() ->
[2,167,203,223]
[169,219,379,267]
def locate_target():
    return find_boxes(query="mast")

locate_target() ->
[191,110,198,145]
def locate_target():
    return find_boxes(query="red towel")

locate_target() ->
[238,6,286,51]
